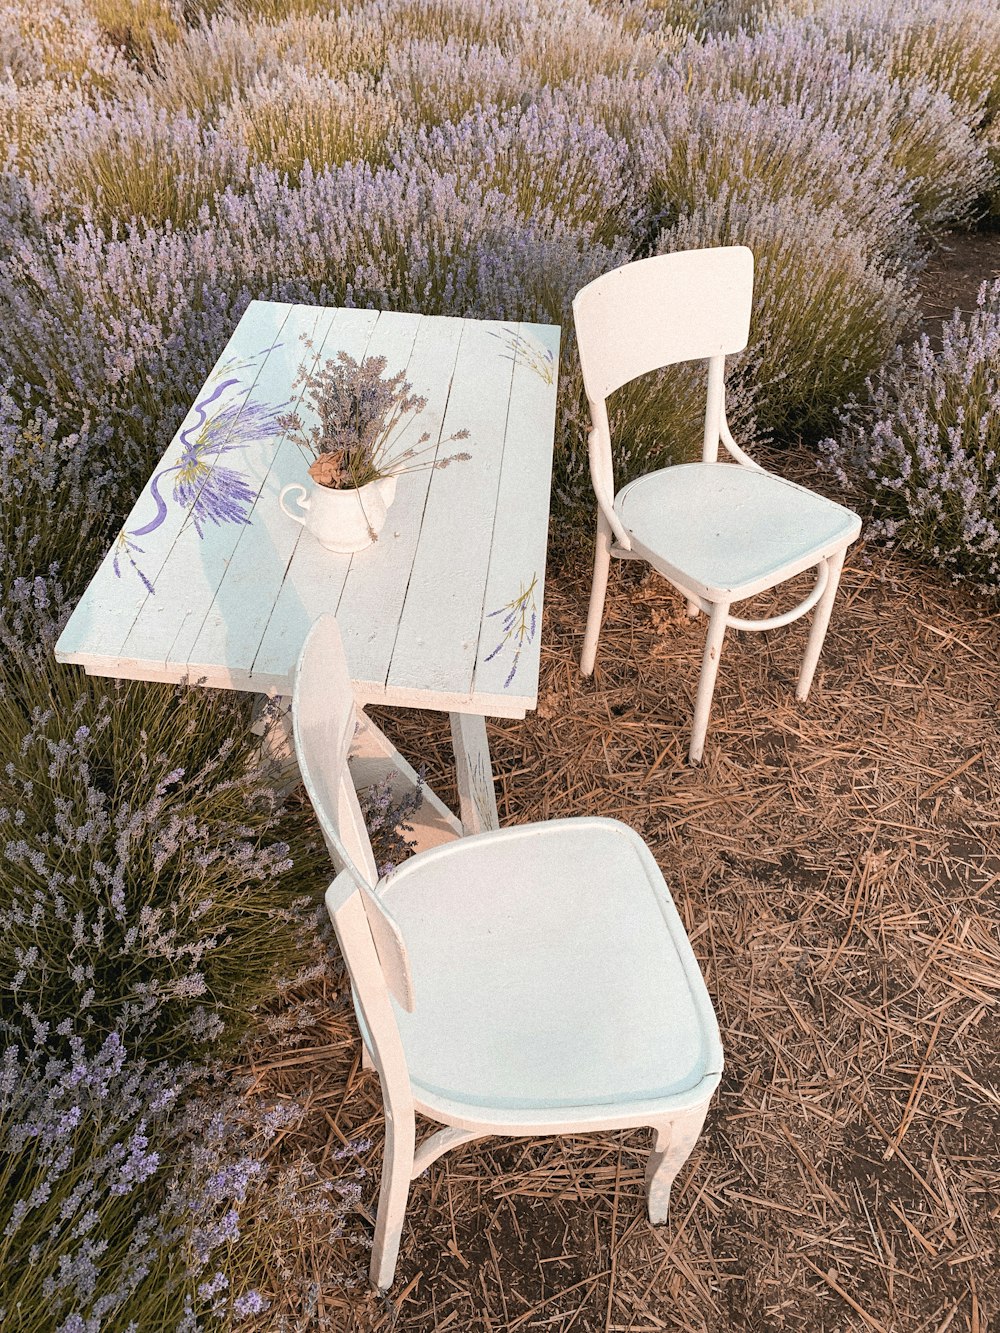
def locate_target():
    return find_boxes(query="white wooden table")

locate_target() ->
[56,302,560,847]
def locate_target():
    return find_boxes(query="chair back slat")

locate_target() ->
[294,615,415,1011]
[573,247,754,402]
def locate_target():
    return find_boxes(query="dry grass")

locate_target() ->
[234,457,1000,1330]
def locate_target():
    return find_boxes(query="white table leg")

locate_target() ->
[449,712,500,835]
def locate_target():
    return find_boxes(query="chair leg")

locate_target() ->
[369,1105,416,1291]
[689,601,729,765]
[646,1104,711,1225]
[686,599,701,619]
[796,549,846,702]
[581,510,613,677]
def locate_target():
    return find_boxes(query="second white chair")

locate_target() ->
[293,614,724,1290]
[573,245,862,764]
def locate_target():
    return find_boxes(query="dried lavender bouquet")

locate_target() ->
[278,340,470,490]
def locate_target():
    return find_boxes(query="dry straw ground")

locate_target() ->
[236,247,1000,1333]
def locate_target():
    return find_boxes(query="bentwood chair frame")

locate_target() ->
[574,246,862,763]
[293,615,724,1289]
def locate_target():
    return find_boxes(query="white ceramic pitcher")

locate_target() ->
[279,475,397,554]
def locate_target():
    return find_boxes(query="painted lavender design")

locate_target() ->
[113,349,286,593]
[491,328,556,385]
[484,573,539,688]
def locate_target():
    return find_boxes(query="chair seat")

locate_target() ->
[373,817,722,1121]
[616,463,861,602]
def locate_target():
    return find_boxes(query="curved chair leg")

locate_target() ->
[686,599,701,619]
[689,601,729,765]
[581,510,613,677]
[646,1104,711,1225]
[369,1105,416,1291]
[796,549,846,702]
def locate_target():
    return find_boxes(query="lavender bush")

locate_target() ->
[669,25,993,233]
[0,680,326,1061]
[790,0,1000,123]
[0,0,139,97]
[656,189,915,440]
[0,1036,326,1329]
[820,282,1000,594]
[0,1035,192,1331]
[220,69,399,181]
[148,14,293,115]
[634,81,918,258]
[399,97,640,245]
[385,37,527,127]
[35,95,250,229]
[88,0,183,64]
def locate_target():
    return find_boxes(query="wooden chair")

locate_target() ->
[573,246,862,764]
[293,614,724,1290]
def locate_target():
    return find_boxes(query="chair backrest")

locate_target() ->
[573,248,754,514]
[572,246,754,401]
[293,614,415,1013]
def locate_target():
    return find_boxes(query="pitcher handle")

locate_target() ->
[279,483,309,525]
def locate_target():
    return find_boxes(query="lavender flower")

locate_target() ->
[359,771,423,877]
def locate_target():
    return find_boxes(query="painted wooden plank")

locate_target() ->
[249,308,431,688]
[314,315,466,694]
[119,303,362,679]
[472,322,560,712]
[385,319,518,705]
[55,300,294,669]
[184,306,409,685]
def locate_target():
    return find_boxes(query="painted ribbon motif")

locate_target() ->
[113,348,287,593]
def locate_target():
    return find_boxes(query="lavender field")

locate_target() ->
[2,0,999,1329]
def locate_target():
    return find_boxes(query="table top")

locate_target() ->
[56,302,560,719]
